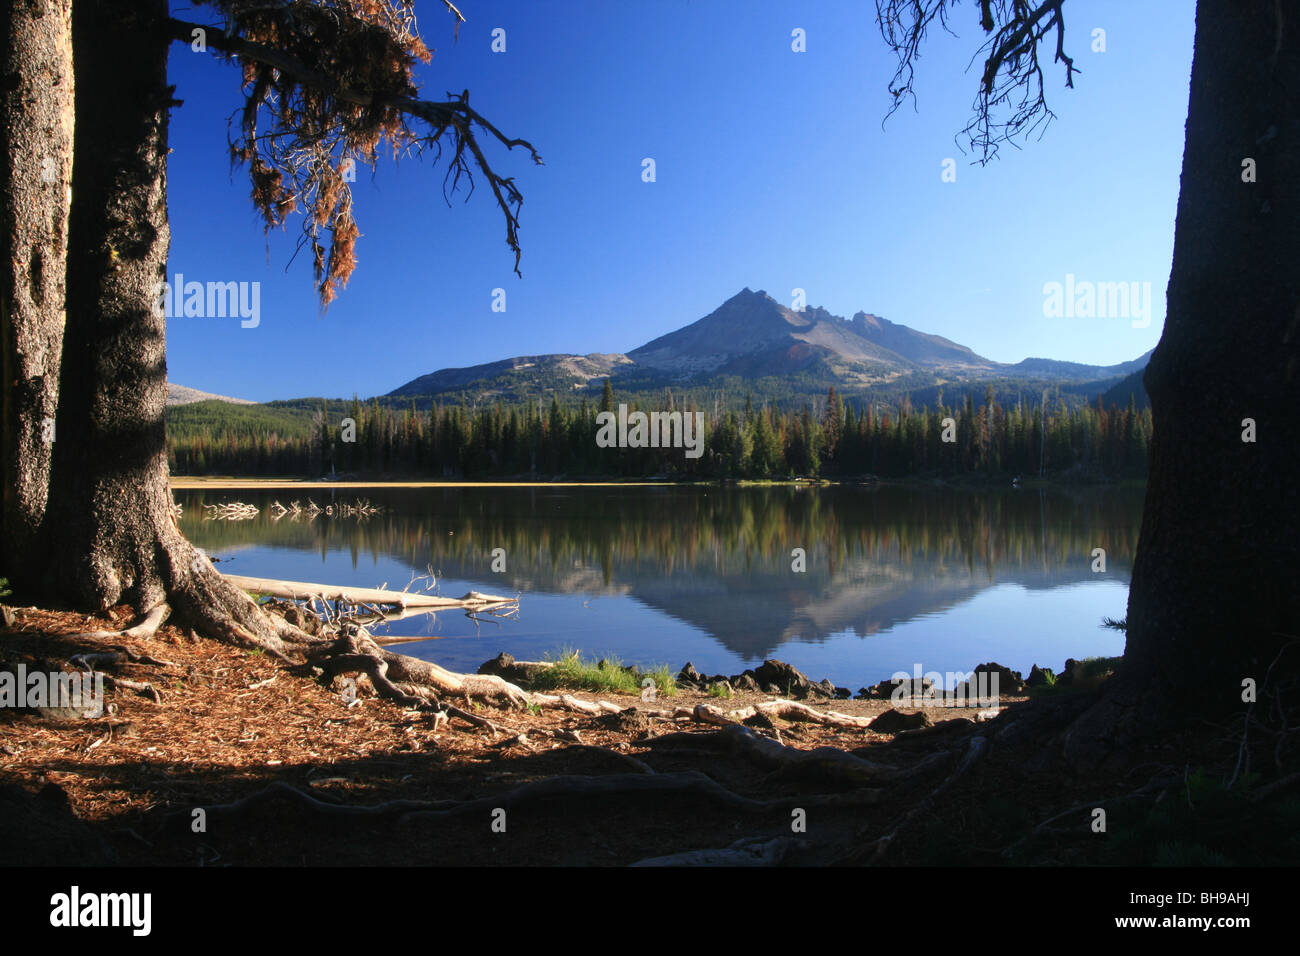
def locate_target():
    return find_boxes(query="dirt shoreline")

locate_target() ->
[0,603,1238,866]
[168,475,1143,490]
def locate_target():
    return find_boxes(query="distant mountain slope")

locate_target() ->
[167,383,256,407]
[626,288,993,380]
[1005,349,1153,382]
[379,286,1152,405]
[389,353,632,400]
[1101,368,1150,409]
[849,310,991,370]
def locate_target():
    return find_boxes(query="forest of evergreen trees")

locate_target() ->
[167,380,1151,481]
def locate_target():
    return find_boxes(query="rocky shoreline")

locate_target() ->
[480,651,1100,704]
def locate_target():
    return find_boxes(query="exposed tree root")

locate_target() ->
[168,561,315,663]
[68,645,175,669]
[294,626,536,733]
[440,703,509,733]
[1253,771,1300,801]
[177,771,832,832]
[169,780,442,824]
[997,773,1177,860]
[692,700,876,729]
[397,770,865,823]
[630,836,798,867]
[529,693,624,716]
[560,745,656,775]
[160,563,533,722]
[101,675,161,703]
[65,603,172,641]
[378,644,530,708]
[847,735,988,865]
[644,725,896,786]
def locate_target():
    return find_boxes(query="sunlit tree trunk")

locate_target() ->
[0,0,73,583]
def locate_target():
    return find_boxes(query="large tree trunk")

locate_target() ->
[45,0,178,612]
[40,0,288,657]
[0,0,73,583]
[1068,1,1300,757]
[33,2,531,710]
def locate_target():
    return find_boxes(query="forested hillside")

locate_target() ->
[166,382,1151,480]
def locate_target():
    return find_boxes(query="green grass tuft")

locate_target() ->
[530,647,676,697]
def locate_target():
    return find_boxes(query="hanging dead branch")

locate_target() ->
[876,0,1080,162]
[169,1,542,306]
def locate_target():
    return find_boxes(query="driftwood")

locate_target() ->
[224,574,517,611]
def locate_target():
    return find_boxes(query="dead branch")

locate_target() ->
[876,0,1080,162]
[103,676,162,704]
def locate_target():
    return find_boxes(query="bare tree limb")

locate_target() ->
[876,0,1080,163]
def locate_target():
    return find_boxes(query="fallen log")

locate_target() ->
[223,574,516,610]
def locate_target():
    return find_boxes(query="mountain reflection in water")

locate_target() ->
[177,484,1141,687]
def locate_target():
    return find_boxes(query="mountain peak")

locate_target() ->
[386,287,1151,401]
[852,310,888,329]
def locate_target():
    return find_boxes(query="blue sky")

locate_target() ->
[163,0,1196,402]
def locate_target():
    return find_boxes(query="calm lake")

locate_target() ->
[175,484,1142,690]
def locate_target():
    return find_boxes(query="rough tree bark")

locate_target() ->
[2,0,537,713]
[41,0,299,656]
[0,0,73,582]
[1066,0,1300,759]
